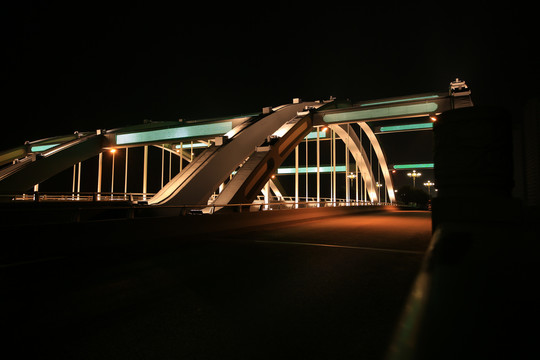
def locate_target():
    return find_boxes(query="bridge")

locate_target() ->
[1,78,536,360]
[0,79,472,216]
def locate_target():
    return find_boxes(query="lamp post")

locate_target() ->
[110,148,117,197]
[348,172,356,205]
[424,180,435,196]
[407,170,421,188]
[376,182,383,203]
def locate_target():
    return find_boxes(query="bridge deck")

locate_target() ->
[1,208,432,359]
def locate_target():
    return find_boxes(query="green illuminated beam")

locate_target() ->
[31,144,59,152]
[324,102,438,123]
[361,95,439,107]
[379,123,433,132]
[393,163,434,170]
[277,165,347,174]
[116,122,233,145]
[304,130,328,140]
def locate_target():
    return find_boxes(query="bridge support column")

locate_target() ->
[77,162,81,200]
[143,145,148,200]
[72,164,77,196]
[345,125,350,204]
[264,181,269,210]
[97,152,102,200]
[124,148,129,197]
[332,128,336,205]
[111,149,115,195]
[295,146,299,208]
[355,161,359,204]
[316,127,320,206]
[305,137,308,203]
[179,142,183,172]
[161,147,164,189]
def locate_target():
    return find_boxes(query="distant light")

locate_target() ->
[430,116,437,122]
[110,148,117,154]
[321,126,329,132]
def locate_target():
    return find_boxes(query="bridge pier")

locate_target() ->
[388,106,530,360]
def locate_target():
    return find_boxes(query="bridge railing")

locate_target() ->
[204,199,388,214]
[2,192,392,207]
[0,191,395,225]
[2,192,155,203]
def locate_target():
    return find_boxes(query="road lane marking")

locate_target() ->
[254,240,425,255]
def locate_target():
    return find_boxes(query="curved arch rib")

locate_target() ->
[210,103,333,208]
[329,124,379,203]
[149,102,320,206]
[358,122,396,203]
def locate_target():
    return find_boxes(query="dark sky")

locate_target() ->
[1,1,537,149]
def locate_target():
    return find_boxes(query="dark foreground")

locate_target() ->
[2,209,431,359]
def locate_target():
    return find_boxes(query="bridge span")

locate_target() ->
[0,79,472,211]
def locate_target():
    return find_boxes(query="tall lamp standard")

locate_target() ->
[424,180,435,196]
[376,182,383,203]
[407,170,421,188]
[347,172,356,205]
[110,148,117,197]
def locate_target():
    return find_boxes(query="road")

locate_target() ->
[2,209,432,359]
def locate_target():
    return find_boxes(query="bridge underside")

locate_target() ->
[0,80,473,209]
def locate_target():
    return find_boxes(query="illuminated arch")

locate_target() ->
[329,124,379,202]
[358,122,396,203]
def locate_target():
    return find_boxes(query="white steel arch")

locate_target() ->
[330,124,379,203]
[358,122,396,203]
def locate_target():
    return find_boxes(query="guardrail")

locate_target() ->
[0,191,395,225]
[1,192,391,207]
[2,192,155,202]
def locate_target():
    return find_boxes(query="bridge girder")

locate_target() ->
[0,80,473,203]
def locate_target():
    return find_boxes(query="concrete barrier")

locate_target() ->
[386,106,533,359]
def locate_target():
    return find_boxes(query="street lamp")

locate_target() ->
[424,180,435,196]
[407,170,421,188]
[110,148,117,196]
[376,182,383,202]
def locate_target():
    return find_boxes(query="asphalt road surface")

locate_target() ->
[2,209,432,359]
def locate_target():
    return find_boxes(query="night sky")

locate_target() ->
[2,2,537,151]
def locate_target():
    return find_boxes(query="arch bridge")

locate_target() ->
[0,79,472,213]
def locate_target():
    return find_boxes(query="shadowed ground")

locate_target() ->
[2,209,431,359]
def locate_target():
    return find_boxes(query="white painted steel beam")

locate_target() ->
[329,124,379,203]
[358,122,396,203]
